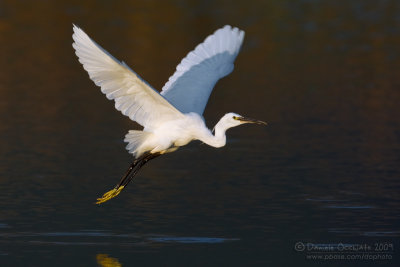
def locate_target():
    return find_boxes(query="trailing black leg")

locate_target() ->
[113,153,149,190]
[119,152,161,188]
[95,152,161,204]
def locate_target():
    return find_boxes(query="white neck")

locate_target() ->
[199,119,229,148]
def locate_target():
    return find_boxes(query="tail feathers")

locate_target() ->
[124,130,151,156]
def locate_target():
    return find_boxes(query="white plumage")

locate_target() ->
[72,24,266,204]
[161,25,245,114]
[72,25,183,130]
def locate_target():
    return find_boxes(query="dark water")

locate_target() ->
[0,0,399,266]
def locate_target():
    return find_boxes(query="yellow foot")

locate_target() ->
[95,185,125,204]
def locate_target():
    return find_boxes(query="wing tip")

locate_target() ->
[72,23,86,46]
[160,25,245,96]
[218,24,245,36]
[72,23,82,37]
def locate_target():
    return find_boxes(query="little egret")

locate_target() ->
[72,25,266,204]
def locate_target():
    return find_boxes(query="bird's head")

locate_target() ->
[219,112,267,130]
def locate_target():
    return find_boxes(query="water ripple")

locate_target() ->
[147,236,240,244]
[0,231,239,245]
[325,205,375,209]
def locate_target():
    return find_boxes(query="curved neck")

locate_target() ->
[199,119,228,148]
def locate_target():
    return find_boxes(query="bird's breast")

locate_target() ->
[152,113,208,148]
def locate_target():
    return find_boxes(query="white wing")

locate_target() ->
[72,25,183,129]
[160,25,244,115]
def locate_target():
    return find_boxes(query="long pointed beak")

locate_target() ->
[238,116,267,125]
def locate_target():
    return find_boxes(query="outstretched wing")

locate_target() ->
[72,25,183,129]
[160,25,245,115]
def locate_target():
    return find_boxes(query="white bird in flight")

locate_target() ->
[72,24,266,204]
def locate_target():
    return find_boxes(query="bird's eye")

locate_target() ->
[233,116,238,120]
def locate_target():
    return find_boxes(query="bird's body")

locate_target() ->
[72,24,266,204]
[127,112,233,157]
[127,112,209,156]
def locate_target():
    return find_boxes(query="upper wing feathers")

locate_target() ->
[72,25,183,129]
[161,25,244,114]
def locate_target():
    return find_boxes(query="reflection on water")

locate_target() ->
[0,0,399,265]
[97,254,122,267]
